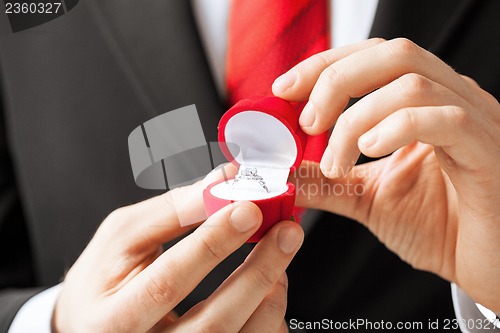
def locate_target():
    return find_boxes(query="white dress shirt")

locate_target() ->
[191,0,378,97]
[9,1,498,332]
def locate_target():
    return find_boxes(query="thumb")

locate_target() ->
[289,160,383,223]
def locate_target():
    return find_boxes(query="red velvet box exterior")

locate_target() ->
[203,96,306,242]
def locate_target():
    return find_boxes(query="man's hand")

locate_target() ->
[274,38,500,312]
[53,165,303,332]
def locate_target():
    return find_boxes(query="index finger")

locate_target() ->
[279,38,471,135]
[100,163,238,251]
[272,38,385,101]
[114,200,263,332]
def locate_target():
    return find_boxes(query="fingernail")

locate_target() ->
[230,202,260,232]
[273,70,297,93]
[320,146,334,175]
[277,227,302,254]
[359,130,378,148]
[299,102,315,128]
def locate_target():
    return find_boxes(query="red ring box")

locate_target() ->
[203,96,306,242]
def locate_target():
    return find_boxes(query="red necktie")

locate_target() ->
[226,0,329,163]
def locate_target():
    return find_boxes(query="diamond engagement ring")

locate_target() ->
[232,167,269,192]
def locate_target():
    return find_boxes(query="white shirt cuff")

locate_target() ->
[452,283,500,332]
[8,284,63,333]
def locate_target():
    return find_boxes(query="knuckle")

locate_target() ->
[398,108,417,132]
[314,52,332,70]
[335,112,352,131]
[194,316,226,333]
[371,37,387,44]
[144,272,178,306]
[461,74,480,88]
[386,38,419,60]
[397,73,431,99]
[247,263,276,292]
[99,207,130,235]
[294,51,330,79]
[280,273,289,290]
[479,89,499,107]
[263,294,287,317]
[105,207,128,224]
[446,106,470,130]
[320,66,341,88]
[196,231,228,262]
[331,113,354,145]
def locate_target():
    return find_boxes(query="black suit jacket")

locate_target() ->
[0,0,499,331]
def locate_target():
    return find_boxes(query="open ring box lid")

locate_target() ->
[203,96,306,242]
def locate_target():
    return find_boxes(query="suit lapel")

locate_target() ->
[85,0,480,142]
[85,0,224,141]
[369,0,479,55]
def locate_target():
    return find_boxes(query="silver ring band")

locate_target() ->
[233,167,269,192]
